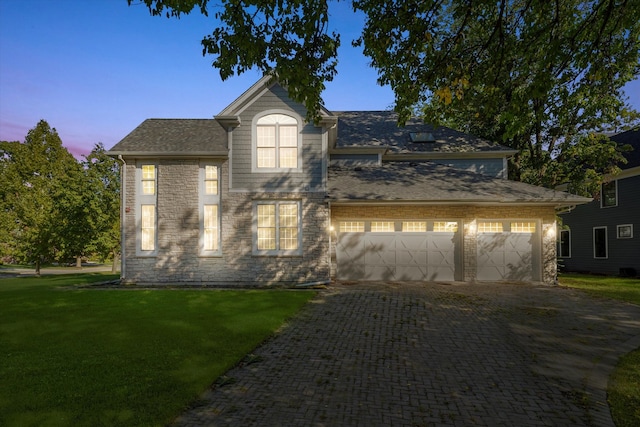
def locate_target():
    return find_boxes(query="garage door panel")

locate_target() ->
[336,227,460,281]
[477,232,533,281]
[336,233,365,281]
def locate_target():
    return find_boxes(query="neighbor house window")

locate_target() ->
[254,113,300,171]
[617,224,633,239]
[558,229,571,258]
[253,201,301,255]
[200,164,221,255]
[601,181,617,208]
[593,226,608,259]
[137,163,157,255]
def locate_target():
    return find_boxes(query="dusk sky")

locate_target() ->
[1,0,638,158]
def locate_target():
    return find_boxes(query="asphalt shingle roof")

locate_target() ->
[334,111,515,154]
[328,162,591,206]
[108,119,228,155]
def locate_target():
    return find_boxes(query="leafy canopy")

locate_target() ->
[129,0,640,193]
[0,123,120,272]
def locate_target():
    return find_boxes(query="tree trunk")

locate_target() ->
[76,256,82,269]
[111,249,119,274]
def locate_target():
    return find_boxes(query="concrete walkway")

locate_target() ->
[172,282,640,427]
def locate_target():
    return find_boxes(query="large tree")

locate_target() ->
[82,143,121,273]
[130,0,640,193]
[0,121,84,273]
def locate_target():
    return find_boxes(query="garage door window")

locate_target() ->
[371,221,395,232]
[339,221,365,232]
[402,221,427,232]
[511,222,536,233]
[433,221,458,232]
[478,222,503,232]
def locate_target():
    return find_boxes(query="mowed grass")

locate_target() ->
[0,274,315,427]
[559,273,640,305]
[559,273,640,427]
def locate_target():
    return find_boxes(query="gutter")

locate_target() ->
[327,199,589,208]
[117,155,126,280]
[107,151,228,159]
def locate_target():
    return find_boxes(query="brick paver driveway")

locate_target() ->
[173,282,640,426]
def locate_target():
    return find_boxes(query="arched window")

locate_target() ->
[254,113,299,170]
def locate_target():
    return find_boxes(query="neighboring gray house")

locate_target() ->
[558,128,640,277]
[107,76,589,286]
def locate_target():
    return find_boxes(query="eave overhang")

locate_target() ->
[106,151,229,159]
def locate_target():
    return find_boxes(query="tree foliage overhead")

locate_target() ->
[129,0,640,193]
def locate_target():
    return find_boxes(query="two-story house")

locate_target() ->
[107,76,590,286]
[558,128,640,277]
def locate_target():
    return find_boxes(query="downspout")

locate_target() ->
[118,155,126,280]
[327,200,332,282]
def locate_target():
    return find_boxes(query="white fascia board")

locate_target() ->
[218,75,274,116]
[327,199,589,207]
[107,151,228,159]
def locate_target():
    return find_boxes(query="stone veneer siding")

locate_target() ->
[330,205,558,284]
[121,159,330,285]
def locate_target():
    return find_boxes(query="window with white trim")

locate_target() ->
[200,164,221,255]
[593,226,608,259]
[558,229,571,258]
[617,224,633,239]
[255,113,300,170]
[253,201,302,255]
[140,205,156,251]
[601,181,617,208]
[137,163,157,255]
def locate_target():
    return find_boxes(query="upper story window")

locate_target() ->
[601,180,617,208]
[204,165,218,195]
[137,163,157,256]
[141,164,156,195]
[253,113,300,171]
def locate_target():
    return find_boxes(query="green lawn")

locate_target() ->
[559,273,640,305]
[0,274,315,427]
[559,273,640,427]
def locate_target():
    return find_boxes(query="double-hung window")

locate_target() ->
[200,164,221,256]
[558,229,571,258]
[138,164,157,255]
[601,181,617,208]
[254,113,300,171]
[253,201,301,255]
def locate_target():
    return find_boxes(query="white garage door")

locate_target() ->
[336,220,461,281]
[476,221,540,281]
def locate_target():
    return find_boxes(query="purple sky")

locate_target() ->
[1,0,638,159]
